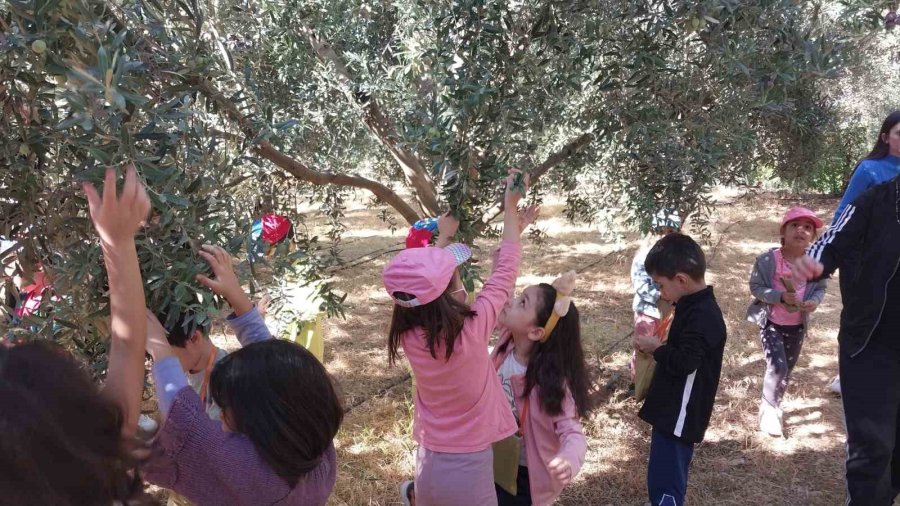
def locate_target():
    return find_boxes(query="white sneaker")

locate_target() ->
[830,376,842,395]
[759,401,784,437]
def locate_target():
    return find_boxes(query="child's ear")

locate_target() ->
[675,273,691,286]
[189,329,204,344]
[527,326,545,343]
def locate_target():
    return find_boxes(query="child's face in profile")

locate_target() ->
[447,268,467,304]
[652,273,691,304]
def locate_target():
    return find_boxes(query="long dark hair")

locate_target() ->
[0,341,146,505]
[387,289,477,364]
[499,283,592,418]
[209,339,344,488]
[864,110,900,160]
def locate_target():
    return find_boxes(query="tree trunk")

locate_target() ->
[304,31,442,217]
[255,142,421,224]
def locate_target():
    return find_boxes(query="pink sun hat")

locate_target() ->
[781,207,824,231]
[383,243,472,308]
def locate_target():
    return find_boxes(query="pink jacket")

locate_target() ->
[491,332,588,506]
[400,240,521,453]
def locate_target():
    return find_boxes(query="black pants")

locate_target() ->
[761,322,805,407]
[841,335,900,505]
[496,466,532,506]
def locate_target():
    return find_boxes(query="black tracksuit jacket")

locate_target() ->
[639,286,727,444]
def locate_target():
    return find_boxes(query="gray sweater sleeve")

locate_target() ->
[749,255,783,305]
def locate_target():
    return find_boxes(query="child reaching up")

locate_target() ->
[633,233,727,506]
[747,207,826,437]
[491,271,591,506]
[384,171,527,506]
[139,249,344,500]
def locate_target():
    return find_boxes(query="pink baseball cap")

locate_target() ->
[383,243,472,308]
[781,207,823,230]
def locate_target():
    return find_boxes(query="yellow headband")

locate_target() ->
[541,271,576,342]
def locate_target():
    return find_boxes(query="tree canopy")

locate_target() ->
[0,0,891,367]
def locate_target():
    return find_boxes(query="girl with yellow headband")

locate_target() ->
[489,271,592,506]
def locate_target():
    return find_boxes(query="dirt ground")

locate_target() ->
[201,188,849,505]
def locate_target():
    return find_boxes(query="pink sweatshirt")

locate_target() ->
[491,332,588,506]
[401,240,521,453]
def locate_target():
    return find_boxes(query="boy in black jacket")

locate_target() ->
[633,233,727,506]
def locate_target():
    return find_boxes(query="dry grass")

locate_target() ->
[148,190,848,505]
[314,189,849,506]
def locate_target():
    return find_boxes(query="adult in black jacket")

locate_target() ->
[797,176,900,505]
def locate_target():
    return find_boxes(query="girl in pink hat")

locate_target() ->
[384,171,534,506]
[746,206,828,437]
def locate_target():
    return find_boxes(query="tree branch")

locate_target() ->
[191,77,421,225]
[475,133,594,230]
[255,142,421,224]
[303,29,441,217]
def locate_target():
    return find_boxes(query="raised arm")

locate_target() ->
[831,163,870,227]
[435,211,460,249]
[196,245,272,345]
[83,166,151,438]
[469,172,529,339]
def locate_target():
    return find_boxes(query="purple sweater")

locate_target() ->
[144,307,337,505]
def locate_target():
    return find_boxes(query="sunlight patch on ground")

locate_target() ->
[338,227,401,240]
[734,239,780,255]
[806,351,839,369]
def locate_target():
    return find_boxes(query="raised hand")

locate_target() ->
[504,169,528,211]
[196,245,253,316]
[517,204,541,234]
[436,211,460,248]
[82,165,151,245]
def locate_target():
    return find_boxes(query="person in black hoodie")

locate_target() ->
[795,175,900,505]
[633,233,727,506]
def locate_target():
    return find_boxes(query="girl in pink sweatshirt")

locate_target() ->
[383,172,528,506]
[490,271,590,506]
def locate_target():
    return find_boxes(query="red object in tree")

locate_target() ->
[261,214,292,245]
[406,228,434,249]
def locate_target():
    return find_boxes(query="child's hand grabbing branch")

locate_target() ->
[436,211,460,248]
[83,164,151,247]
[196,245,253,316]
